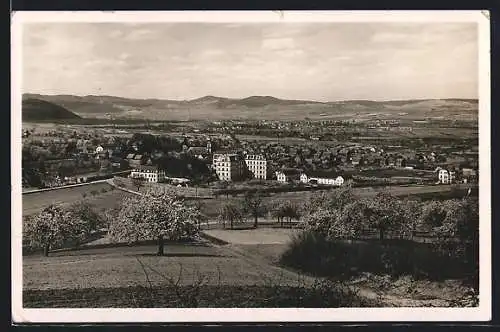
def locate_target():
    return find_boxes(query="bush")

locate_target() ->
[280,230,477,282]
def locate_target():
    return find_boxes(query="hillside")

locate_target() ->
[22,98,82,122]
[22,93,478,122]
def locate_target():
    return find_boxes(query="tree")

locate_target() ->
[283,202,301,228]
[67,200,105,246]
[131,176,146,191]
[242,191,266,228]
[328,200,367,240]
[301,186,356,219]
[218,203,243,229]
[422,198,479,242]
[420,200,449,232]
[271,202,287,227]
[109,189,201,256]
[304,209,341,238]
[23,204,73,256]
[189,200,208,230]
[364,192,405,241]
[398,198,422,240]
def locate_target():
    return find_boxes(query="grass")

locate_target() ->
[23,242,302,291]
[23,282,374,308]
[203,228,299,245]
[22,182,130,216]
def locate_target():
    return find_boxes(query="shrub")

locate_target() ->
[280,231,476,281]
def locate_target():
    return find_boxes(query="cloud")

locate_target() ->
[21,22,478,101]
[273,49,305,58]
[370,32,409,44]
[118,52,131,60]
[123,29,156,41]
[262,37,295,50]
[108,29,124,39]
[200,49,225,57]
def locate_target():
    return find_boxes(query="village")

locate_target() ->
[21,119,478,191]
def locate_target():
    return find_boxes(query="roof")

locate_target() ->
[126,153,135,159]
[277,168,302,176]
[187,147,208,154]
[133,154,143,160]
[245,154,266,160]
[133,165,161,172]
[304,170,343,179]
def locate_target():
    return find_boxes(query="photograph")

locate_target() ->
[11,10,491,323]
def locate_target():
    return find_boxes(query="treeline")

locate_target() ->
[280,186,479,287]
[23,188,205,257]
[23,200,108,256]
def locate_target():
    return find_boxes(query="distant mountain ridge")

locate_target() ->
[22,98,81,122]
[22,93,478,122]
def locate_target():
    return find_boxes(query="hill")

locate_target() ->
[22,98,82,122]
[22,93,478,122]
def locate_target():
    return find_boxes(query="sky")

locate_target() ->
[22,22,478,102]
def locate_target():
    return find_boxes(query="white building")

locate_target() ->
[438,169,455,184]
[245,154,268,180]
[300,172,345,186]
[275,169,302,183]
[130,165,165,183]
[213,153,245,181]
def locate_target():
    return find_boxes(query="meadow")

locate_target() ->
[22,182,133,216]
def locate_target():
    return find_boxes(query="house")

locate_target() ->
[95,145,104,154]
[275,168,302,183]
[438,169,455,184]
[395,157,406,168]
[461,168,478,183]
[300,171,345,186]
[130,165,165,183]
[351,156,361,166]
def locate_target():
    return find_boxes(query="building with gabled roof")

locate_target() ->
[275,168,302,183]
[130,164,165,183]
[300,170,345,186]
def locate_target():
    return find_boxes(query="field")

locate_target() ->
[22,182,132,216]
[203,228,298,245]
[236,134,307,143]
[23,227,474,308]
[197,184,475,218]
[23,242,298,290]
[22,178,475,221]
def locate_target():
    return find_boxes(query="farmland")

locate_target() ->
[23,242,298,290]
[21,179,476,220]
[22,182,132,216]
[23,227,475,308]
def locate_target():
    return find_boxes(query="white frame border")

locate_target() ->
[11,10,491,323]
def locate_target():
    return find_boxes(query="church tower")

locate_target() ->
[206,138,212,154]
